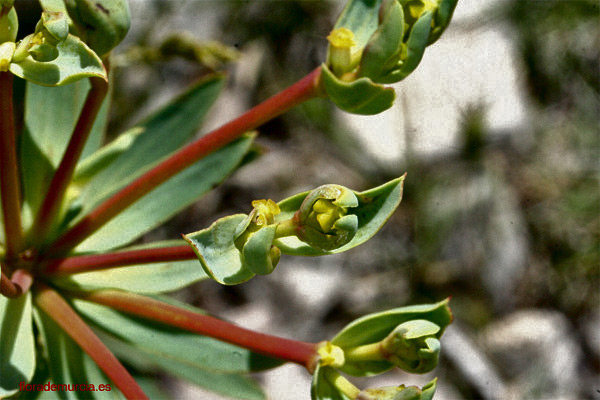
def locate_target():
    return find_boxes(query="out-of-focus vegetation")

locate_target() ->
[108,1,598,398]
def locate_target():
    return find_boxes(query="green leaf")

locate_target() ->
[71,127,144,187]
[276,176,405,256]
[65,75,233,252]
[184,214,256,285]
[71,298,283,375]
[51,241,208,293]
[10,34,106,86]
[73,134,254,252]
[20,79,109,222]
[0,292,36,397]
[101,331,266,400]
[39,0,70,42]
[32,308,126,399]
[73,74,225,214]
[333,0,383,49]
[65,0,131,57]
[429,0,459,44]
[321,63,396,115]
[358,0,405,82]
[332,299,452,376]
[380,11,433,83]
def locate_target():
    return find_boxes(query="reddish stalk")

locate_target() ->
[10,268,33,294]
[50,67,323,256]
[31,76,109,246]
[34,283,148,400]
[0,71,24,259]
[44,243,195,276]
[73,289,319,369]
[1,270,21,298]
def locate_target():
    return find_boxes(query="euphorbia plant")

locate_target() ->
[0,0,457,398]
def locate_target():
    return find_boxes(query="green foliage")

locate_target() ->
[320,0,457,114]
[0,293,35,397]
[10,34,106,85]
[184,177,405,285]
[0,0,459,398]
[310,300,450,399]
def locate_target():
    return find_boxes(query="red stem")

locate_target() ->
[34,283,148,400]
[32,77,108,246]
[72,289,319,369]
[1,269,20,298]
[44,243,195,275]
[50,67,322,256]
[0,71,24,259]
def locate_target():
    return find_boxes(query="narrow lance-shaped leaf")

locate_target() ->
[20,78,110,228]
[51,240,208,294]
[71,297,274,400]
[0,292,36,397]
[32,308,126,399]
[71,133,254,252]
[71,297,283,374]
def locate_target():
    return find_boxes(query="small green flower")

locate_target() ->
[294,184,359,252]
[379,319,441,373]
[321,0,458,115]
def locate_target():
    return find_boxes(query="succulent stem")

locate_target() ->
[0,71,24,260]
[49,67,323,256]
[71,289,320,369]
[31,75,109,248]
[43,243,195,275]
[34,283,148,400]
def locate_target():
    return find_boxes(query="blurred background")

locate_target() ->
[83,0,600,398]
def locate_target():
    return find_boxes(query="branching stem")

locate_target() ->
[31,76,109,247]
[34,283,148,400]
[50,67,323,256]
[0,71,24,259]
[71,289,320,370]
[43,243,195,275]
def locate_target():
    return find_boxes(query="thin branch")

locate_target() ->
[1,270,20,298]
[31,76,109,246]
[0,71,24,259]
[10,268,33,294]
[50,67,323,256]
[44,243,195,276]
[72,289,319,369]
[34,283,148,400]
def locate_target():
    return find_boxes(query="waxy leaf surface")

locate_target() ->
[0,293,35,397]
[10,34,106,86]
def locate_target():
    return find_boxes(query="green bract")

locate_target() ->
[356,378,437,400]
[332,299,452,376]
[10,33,106,86]
[184,176,405,285]
[321,0,458,115]
[65,0,131,57]
[310,301,451,400]
[0,5,17,43]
